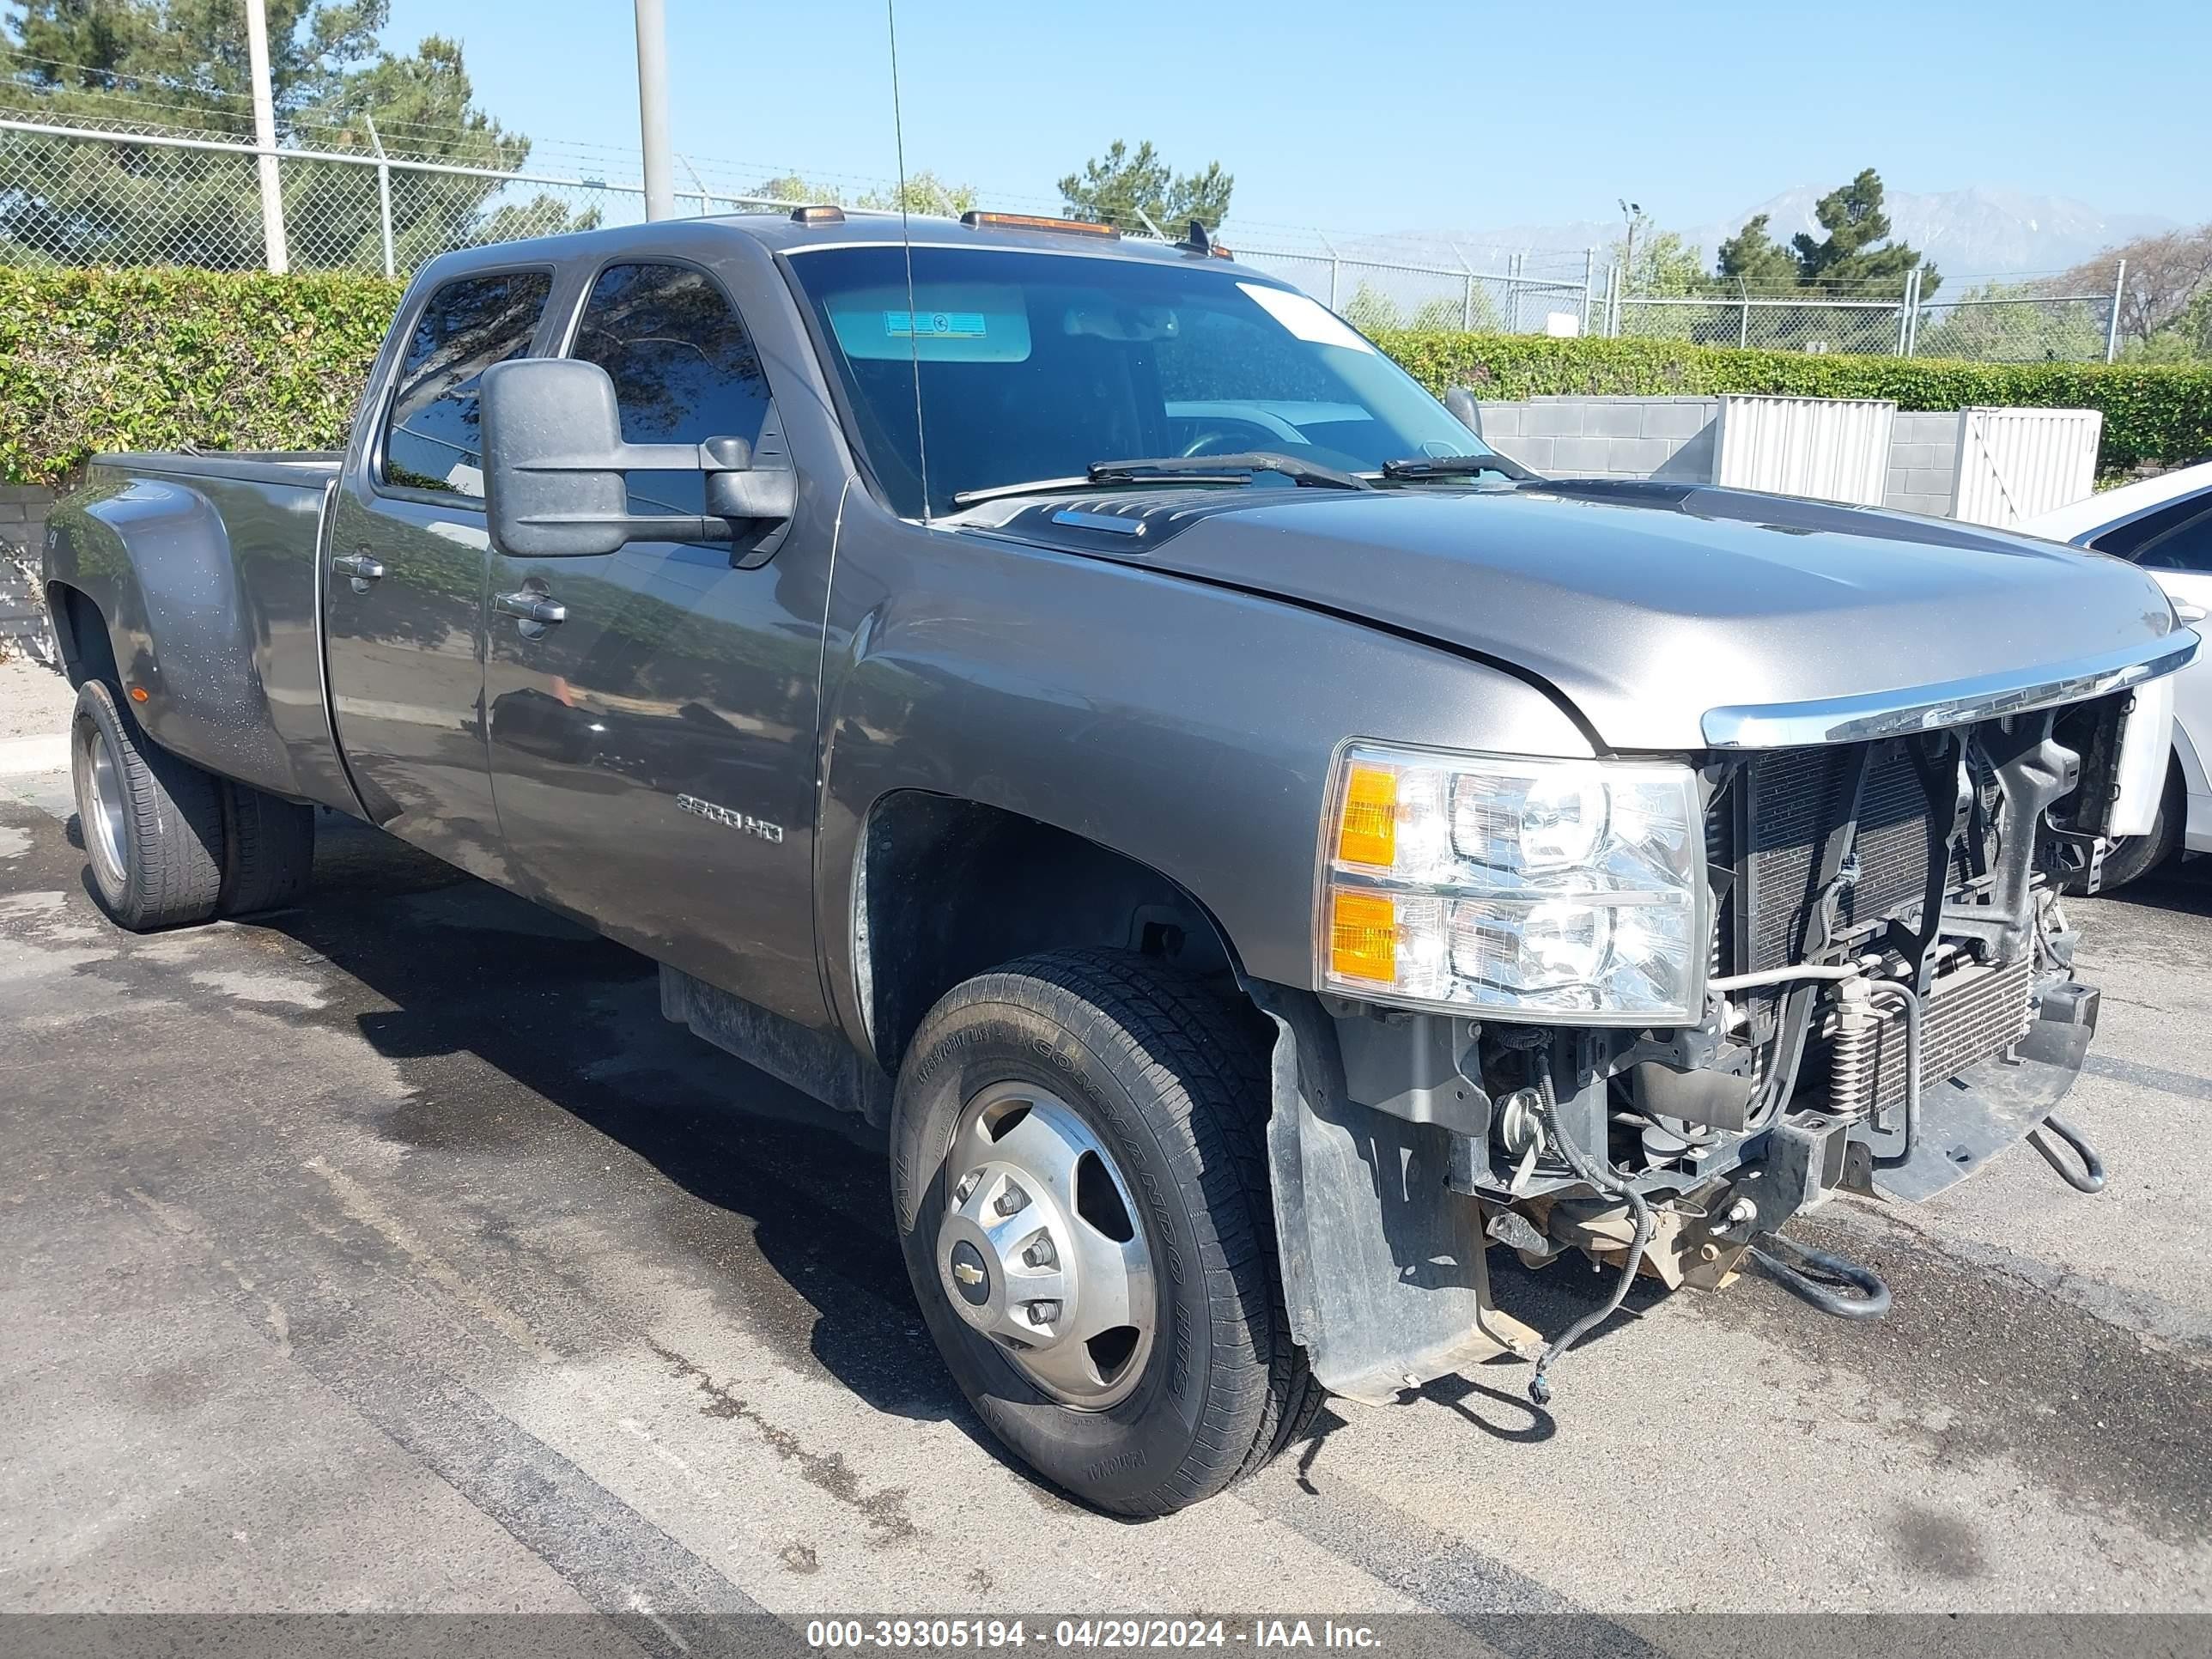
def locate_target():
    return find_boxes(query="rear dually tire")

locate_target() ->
[70,678,224,931]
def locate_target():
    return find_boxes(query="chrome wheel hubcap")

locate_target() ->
[936,1082,1156,1410]
[77,719,127,882]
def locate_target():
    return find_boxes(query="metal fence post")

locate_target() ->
[1450,242,1474,331]
[1317,231,1341,310]
[364,115,395,277]
[2106,258,2127,362]
[1738,277,1751,349]
[1581,247,1594,337]
[244,0,288,272]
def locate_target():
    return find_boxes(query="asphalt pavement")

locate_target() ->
[1,658,2207,1632]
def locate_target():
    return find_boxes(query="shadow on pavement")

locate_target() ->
[213,813,1711,1514]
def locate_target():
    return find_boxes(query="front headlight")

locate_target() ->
[1320,742,1705,1023]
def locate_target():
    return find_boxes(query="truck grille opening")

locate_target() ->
[1716,742,1940,976]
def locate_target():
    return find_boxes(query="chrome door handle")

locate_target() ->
[332,550,385,582]
[494,592,567,627]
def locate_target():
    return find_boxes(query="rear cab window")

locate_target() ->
[380,270,554,498]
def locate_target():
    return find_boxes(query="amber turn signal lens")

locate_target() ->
[1329,890,1398,984]
[128,686,149,702]
[1335,764,1397,867]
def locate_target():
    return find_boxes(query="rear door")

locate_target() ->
[480,258,829,1021]
[324,267,555,883]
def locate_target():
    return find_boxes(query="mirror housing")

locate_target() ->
[479,357,796,561]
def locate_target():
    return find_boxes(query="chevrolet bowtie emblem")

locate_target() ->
[953,1261,985,1286]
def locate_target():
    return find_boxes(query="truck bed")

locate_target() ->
[50,451,357,812]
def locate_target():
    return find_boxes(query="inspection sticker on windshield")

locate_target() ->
[884,310,987,338]
[1237,283,1374,354]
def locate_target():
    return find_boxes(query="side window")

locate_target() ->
[381,270,552,498]
[569,262,773,517]
[2089,491,2212,562]
[2134,507,2212,575]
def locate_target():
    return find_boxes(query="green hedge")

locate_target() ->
[2,269,2209,485]
[0,267,401,486]
[1374,331,2212,473]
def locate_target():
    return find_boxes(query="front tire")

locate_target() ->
[70,679,224,931]
[2065,762,2184,894]
[891,949,1318,1516]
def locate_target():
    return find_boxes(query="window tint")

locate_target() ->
[2134,507,2212,574]
[569,262,773,517]
[2089,490,2212,560]
[382,270,552,497]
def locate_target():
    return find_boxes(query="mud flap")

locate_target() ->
[1871,983,2099,1203]
[1248,984,1539,1405]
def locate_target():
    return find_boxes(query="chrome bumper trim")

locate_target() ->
[1701,630,2200,750]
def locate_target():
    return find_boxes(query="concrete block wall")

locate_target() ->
[0,485,58,662]
[1474,396,1718,482]
[1467,395,1966,517]
[1883,411,1960,520]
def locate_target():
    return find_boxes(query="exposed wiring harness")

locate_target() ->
[1526,1068,1653,1408]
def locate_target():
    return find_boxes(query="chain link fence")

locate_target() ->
[0,114,2126,363]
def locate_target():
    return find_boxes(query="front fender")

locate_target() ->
[812,526,1594,1045]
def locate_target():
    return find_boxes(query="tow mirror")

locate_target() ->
[1444,386,1483,436]
[479,357,797,564]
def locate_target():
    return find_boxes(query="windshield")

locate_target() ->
[784,243,1493,518]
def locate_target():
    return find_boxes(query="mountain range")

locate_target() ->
[1334,186,2177,281]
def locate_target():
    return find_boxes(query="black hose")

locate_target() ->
[1527,1071,1654,1407]
[1866,980,1924,1169]
[2030,1112,2107,1194]
[1746,1234,1892,1320]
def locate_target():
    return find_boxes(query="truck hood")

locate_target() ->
[1007,481,2188,751]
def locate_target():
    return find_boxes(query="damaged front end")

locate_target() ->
[1261,664,2185,1409]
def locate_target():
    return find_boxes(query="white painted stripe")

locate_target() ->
[0,733,66,775]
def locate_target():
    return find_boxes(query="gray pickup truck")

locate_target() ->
[40,207,2194,1516]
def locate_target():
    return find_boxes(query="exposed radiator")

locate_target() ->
[1736,744,1936,973]
[1826,960,2034,1119]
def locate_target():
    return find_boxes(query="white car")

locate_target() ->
[2025,459,2212,889]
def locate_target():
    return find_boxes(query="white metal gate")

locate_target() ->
[1948,407,2104,529]
[1712,396,1894,507]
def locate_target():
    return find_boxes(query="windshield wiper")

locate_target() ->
[1090,452,1375,491]
[1378,452,1538,483]
[949,450,1376,509]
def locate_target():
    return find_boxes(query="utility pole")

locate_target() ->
[365,114,394,277]
[634,0,675,221]
[244,0,287,272]
[2106,258,2128,363]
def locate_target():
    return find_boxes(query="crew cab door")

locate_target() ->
[480,258,829,1022]
[325,266,556,884]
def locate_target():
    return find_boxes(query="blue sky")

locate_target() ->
[383,0,2212,239]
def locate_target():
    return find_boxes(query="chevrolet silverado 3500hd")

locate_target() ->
[42,208,2192,1514]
